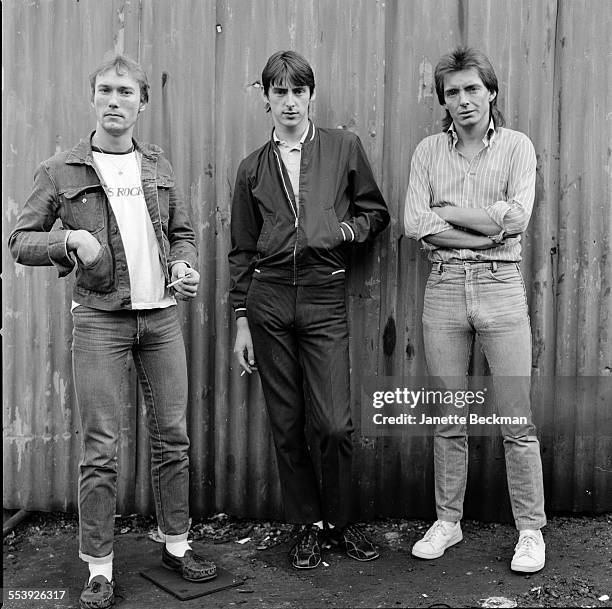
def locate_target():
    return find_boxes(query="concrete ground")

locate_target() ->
[2,512,611,608]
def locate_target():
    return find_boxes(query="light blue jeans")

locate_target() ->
[72,306,191,561]
[422,261,546,531]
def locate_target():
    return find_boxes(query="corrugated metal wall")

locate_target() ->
[3,0,611,520]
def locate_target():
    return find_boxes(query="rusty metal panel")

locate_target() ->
[545,0,612,512]
[2,0,142,514]
[3,0,611,521]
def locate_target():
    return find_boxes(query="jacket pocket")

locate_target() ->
[310,206,344,251]
[75,243,115,293]
[60,185,106,233]
[256,214,276,256]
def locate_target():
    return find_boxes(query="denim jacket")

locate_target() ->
[8,134,197,311]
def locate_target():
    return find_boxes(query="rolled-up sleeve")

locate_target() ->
[404,140,453,241]
[8,163,75,276]
[484,134,536,234]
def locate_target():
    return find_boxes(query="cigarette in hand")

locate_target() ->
[167,277,186,288]
[240,370,246,376]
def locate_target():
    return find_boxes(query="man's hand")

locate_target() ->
[67,229,102,266]
[234,317,256,374]
[169,262,200,300]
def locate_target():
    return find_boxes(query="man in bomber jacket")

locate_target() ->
[229,50,390,570]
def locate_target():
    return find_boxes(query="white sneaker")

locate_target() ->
[511,529,545,573]
[411,520,463,559]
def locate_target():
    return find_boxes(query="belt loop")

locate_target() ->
[491,261,498,273]
[436,262,443,274]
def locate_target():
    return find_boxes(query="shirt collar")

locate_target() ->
[273,122,310,148]
[447,119,497,149]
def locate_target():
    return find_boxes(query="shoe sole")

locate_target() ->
[79,598,114,609]
[289,550,322,569]
[511,560,545,573]
[411,532,463,559]
[291,560,321,569]
[346,551,380,562]
[162,562,217,582]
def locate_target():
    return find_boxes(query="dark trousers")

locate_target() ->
[247,278,354,527]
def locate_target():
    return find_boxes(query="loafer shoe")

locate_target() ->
[511,529,545,573]
[327,524,379,561]
[79,575,114,609]
[411,520,462,559]
[162,546,217,582]
[288,524,321,569]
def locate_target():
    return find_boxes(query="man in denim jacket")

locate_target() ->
[9,55,215,609]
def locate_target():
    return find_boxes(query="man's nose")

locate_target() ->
[285,92,296,107]
[458,91,469,106]
[108,91,119,106]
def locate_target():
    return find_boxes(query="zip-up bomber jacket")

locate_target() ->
[8,135,197,311]
[228,122,389,318]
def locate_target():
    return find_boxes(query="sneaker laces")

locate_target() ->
[423,521,453,542]
[342,523,368,540]
[297,525,319,550]
[515,533,539,557]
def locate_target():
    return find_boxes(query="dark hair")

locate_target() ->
[89,54,150,104]
[261,50,315,96]
[434,47,504,131]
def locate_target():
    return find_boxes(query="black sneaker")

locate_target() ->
[288,524,322,569]
[327,523,379,561]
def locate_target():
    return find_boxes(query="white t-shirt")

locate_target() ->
[92,150,175,309]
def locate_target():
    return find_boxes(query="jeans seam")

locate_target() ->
[75,314,131,559]
[133,349,166,532]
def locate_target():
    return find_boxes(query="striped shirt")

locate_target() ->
[404,122,536,262]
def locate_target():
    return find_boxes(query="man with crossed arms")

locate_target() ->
[404,47,546,573]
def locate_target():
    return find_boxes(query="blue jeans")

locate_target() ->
[71,306,190,561]
[422,261,546,531]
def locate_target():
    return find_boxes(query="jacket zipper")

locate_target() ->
[273,149,299,285]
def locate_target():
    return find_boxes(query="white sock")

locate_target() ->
[165,539,191,557]
[439,519,458,528]
[313,521,324,529]
[519,528,542,538]
[88,560,113,584]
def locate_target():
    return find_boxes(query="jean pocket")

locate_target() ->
[485,264,521,284]
[426,269,447,289]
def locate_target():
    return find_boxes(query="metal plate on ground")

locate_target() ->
[140,565,243,601]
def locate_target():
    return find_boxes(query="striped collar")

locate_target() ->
[447,119,497,149]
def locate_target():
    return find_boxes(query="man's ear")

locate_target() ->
[310,89,316,102]
[138,103,147,114]
[488,91,497,102]
[261,89,270,113]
